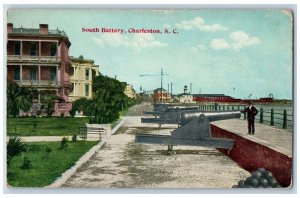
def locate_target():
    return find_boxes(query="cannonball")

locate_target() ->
[249,177,259,187]
[259,178,269,187]
[251,171,263,179]
[238,180,245,187]
[257,168,266,173]
[232,185,238,188]
[268,178,278,188]
[264,171,274,179]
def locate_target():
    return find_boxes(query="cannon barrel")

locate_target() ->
[180,111,241,125]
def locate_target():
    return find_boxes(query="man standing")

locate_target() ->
[245,102,258,135]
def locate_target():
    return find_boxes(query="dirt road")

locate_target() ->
[63,103,250,188]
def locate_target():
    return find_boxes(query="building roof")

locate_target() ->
[177,93,193,97]
[8,24,71,47]
[153,88,168,92]
[69,56,95,64]
[192,94,232,98]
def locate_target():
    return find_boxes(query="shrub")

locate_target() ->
[72,134,77,142]
[60,137,68,149]
[43,146,53,159]
[71,98,90,117]
[7,136,26,166]
[21,157,32,170]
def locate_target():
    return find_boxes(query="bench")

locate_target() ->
[78,127,105,140]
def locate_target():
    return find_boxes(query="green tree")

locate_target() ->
[7,136,26,166]
[39,90,60,116]
[87,75,133,124]
[7,81,36,117]
[70,98,90,117]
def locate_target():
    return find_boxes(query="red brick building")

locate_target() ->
[7,23,72,116]
[153,88,172,102]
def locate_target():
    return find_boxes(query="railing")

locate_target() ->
[78,127,105,141]
[11,28,67,37]
[254,108,293,130]
[199,104,246,111]
[198,104,293,130]
[7,55,60,62]
[15,80,59,87]
[39,56,60,62]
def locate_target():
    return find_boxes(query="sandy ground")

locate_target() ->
[62,103,250,188]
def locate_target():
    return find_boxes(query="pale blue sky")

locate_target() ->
[7,9,293,99]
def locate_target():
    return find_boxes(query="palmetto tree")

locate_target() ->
[7,81,34,117]
[7,136,26,166]
[40,90,60,116]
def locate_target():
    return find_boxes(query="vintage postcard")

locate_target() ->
[5,8,293,191]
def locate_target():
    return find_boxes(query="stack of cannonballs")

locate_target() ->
[232,168,282,188]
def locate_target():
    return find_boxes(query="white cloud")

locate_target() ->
[210,39,230,50]
[92,34,168,50]
[230,31,260,50]
[191,44,207,53]
[210,31,260,51]
[175,17,228,32]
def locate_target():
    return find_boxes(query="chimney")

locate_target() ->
[39,24,48,34]
[7,23,13,33]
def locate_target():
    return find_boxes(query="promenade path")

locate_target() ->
[62,103,251,188]
[211,119,292,157]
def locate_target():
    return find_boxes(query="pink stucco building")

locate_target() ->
[7,23,72,116]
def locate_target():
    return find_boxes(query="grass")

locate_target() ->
[7,117,89,136]
[7,141,98,187]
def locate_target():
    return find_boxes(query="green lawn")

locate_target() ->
[7,117,89,136]
[7,141,98,187]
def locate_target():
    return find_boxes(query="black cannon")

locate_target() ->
[142,105,199,126]
[136,111,241,152]
[144,104,199,116]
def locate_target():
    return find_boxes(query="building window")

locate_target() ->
[30,43,37,56]
[30,67,37,81]
[50,67,57,81]
[14,42,20,55]
[14,66,20,80]
[85,69,89,80]
[50,43,57,56]
[85,84,89,97]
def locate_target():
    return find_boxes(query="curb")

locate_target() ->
[45,117,126,188]
[111,118,126,135]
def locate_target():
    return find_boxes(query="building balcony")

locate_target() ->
[7,55,60,62]
[14,80,61,87]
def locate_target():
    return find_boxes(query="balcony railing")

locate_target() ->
[7,55,60,62]
[10,28,68,37]
[14,80,60,87]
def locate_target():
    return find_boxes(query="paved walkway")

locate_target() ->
[211,119,292,157]
[62,116,251,188]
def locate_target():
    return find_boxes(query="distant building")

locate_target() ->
[153,88,172,102]
[124,84,136,99]
[69,55,99,101]
[7,23,72,116]
[177,85,196,103]
[193,94,240,103]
